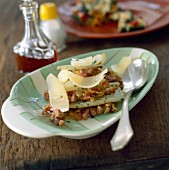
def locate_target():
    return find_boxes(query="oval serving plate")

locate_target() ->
[1,47,159,139]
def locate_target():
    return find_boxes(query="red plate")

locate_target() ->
[58,0,169,38]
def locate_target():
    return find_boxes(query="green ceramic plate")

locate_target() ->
[1,47,159,139]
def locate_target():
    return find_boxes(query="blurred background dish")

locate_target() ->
[58,0,169,38]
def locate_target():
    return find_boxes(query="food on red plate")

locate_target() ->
[71,0,146,32]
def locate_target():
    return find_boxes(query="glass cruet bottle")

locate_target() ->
[13,0,58,73]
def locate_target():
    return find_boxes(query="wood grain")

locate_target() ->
[1,0,169,169]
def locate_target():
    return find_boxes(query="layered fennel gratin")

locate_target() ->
[43,54,132,126]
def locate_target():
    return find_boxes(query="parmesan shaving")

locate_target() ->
[46,74,69,112]
[67,68,108,88]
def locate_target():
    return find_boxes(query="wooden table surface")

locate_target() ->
[1,0,169,169]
